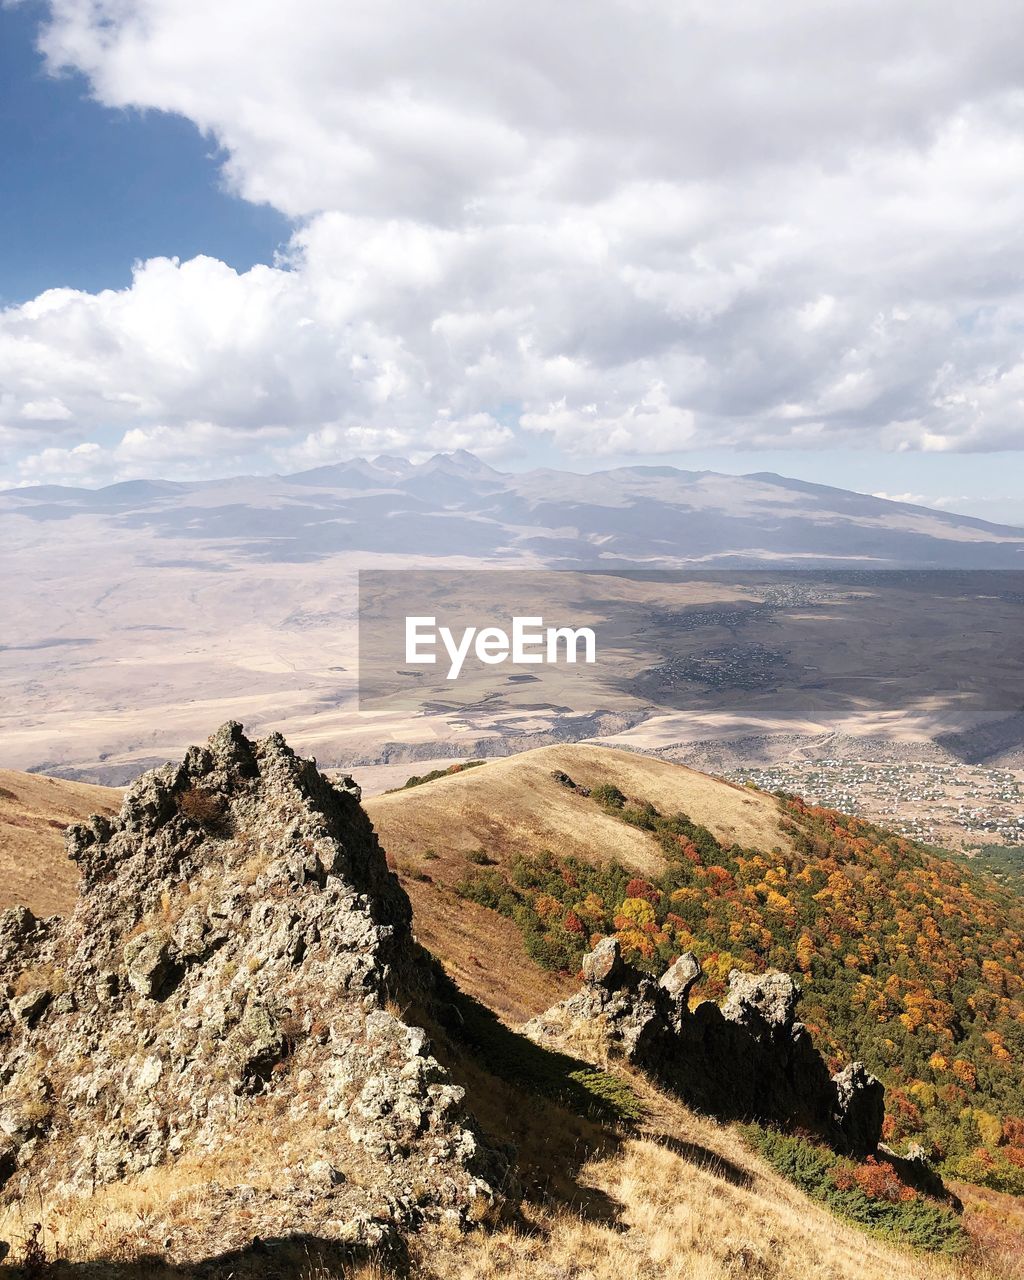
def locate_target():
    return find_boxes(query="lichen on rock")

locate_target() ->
[0,722,507,1263]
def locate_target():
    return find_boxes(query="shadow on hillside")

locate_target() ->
[0,1232,396,1280]
[645,1133,754,1189]
[410,961,633,1226]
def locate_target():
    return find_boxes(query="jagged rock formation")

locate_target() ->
[526,937,884,1157]
[0,724,505,1262]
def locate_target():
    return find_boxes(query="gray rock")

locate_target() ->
[721,969,799,1039]
[122,930,176,999]
[582,936,628,987]
[528,937,884,1156]
[308,1159,345,1188]
[11,988,51,1026]
[0,723,509,1263]
[659,952,702,1005]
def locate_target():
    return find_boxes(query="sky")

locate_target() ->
[1,0,1023,524]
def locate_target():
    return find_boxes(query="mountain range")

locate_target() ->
[4,450,1023,567]
[4,452,1024,782]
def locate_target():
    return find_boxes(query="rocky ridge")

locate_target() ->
[526,937,885,1157]
[0,723,505,1263]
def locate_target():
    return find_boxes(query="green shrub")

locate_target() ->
[591,783,627,809]
[567,1068,647,1123]
[456,869,519,917]
[387,760,486,793]
[743,1127,969,1254]
[946,1151,1024,1195]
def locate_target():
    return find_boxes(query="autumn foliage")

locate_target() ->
[458,783,1024,1191]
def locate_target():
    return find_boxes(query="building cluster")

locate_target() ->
[728,758,1024,849]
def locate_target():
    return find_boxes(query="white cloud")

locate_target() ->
[521,383,695,455]
[1,0,1023,484]
[17,441,105,486]
[20,397,72,421]
[273,413,515,472]
[872,492,931,507]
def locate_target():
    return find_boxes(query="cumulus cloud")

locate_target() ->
[2,0,1024,484]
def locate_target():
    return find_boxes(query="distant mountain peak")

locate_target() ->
[370,453,416,476]
[419,449,506,478]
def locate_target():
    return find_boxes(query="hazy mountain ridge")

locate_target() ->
[4,450,1023,567]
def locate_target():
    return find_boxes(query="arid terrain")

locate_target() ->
[0,769,120,915]
[2,730,1024,1279]
[4,455,1024,785]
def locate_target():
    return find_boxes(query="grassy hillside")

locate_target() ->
[444,771,1024,1193]
[0,769,119,916]
[6,746,1024,1203]
[3,747,1024,1273]
[366,743,790,1019]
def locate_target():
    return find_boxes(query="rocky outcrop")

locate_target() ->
[0,724,506,1263]
[550,770,591,797]
[525,938,884,1157]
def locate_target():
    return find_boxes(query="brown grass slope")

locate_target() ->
[364,744,790,1022]
[1,748,1022,1276]
[0,769,119,916]
[3,1079,1010,1280]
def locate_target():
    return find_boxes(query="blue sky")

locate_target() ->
[1,0,1023,525]
[0,2,290,302]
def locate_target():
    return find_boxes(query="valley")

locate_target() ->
[4,456,1024,786]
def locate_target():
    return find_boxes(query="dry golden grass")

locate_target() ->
[1,1098,1004,1280]
[1,985,1015,1278]
[402,880,577,1022]
[0,768,120,916]
[0,1104,387,1274]
[365,743,789,1020]
[954,1182,1024,1280]
[367,743,787,872]
[409,1124,995,1280]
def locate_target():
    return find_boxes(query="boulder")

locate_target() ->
[122,930,177,999]
[582,936,628,987]
[659,952,702,1005]
[720,969,799,1040]
[528,937,884,1156]
[10,988,51,1026]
